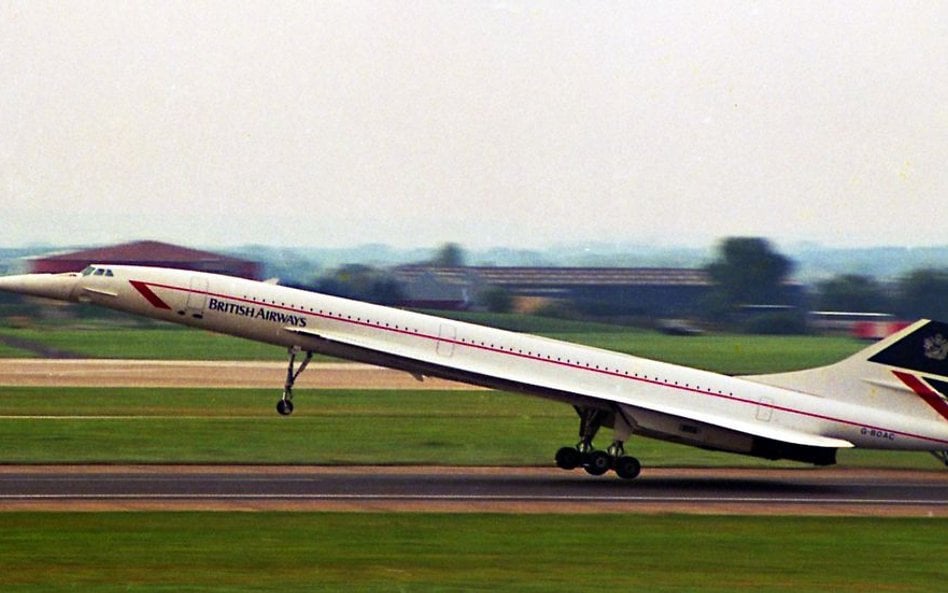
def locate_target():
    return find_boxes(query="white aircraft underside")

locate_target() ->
[1,264,946,479]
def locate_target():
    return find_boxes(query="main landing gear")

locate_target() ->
[554,407,642,480]
[276,347,314,416]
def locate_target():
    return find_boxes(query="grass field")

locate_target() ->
[0,340,30,358]
[0,386,941,469]
[0,513,943,592]
[0,324,866,374]
[0,326,287,360]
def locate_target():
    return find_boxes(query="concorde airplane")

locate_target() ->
[0,264,946,478]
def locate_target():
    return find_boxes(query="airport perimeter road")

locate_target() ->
[0,466,944,516]
[0,359,481,390]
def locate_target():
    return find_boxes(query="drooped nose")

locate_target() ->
[0,273,80,302]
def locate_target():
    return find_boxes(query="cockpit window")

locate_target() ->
[82,266,114,277]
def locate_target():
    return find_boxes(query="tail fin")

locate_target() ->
[866,320,948,377]
[745,320,948,423]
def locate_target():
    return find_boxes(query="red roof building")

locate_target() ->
[29,241,261,280]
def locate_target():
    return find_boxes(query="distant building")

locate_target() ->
[392,267,474,310]
[393,265,715,316]
[28,240,261,280]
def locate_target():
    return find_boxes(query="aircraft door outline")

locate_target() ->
[437,324,456,357]
[186,276,209,320]
[755,396,774,422]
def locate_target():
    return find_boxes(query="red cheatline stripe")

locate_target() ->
[892,370,948,422]
[126,278,948,445]
[129,280,172,310]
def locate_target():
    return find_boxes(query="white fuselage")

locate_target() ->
[66,265,948,456]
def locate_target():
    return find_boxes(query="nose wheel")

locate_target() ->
[276,399,294,416]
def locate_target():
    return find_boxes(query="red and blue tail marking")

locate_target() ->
[870,320,948,421]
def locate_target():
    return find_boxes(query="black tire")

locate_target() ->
[555,446,581,470]
[583,450,612,476]
[614,456,642,480]
[276,399,294,416]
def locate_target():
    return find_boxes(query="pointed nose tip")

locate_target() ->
[0,274,33,293]
[0,273,80,302]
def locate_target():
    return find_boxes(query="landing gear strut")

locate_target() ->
[554,407,642,479]
[277,347,313,416]
[932,450,948,467]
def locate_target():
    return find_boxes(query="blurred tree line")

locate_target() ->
[303,244,468,307]
[816,269,948,321]
[305,238,948,329]
[703,237,948,332]
[308,264,404,306]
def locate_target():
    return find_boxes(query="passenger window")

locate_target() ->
[105,270,114,277]
[93,269,105,276]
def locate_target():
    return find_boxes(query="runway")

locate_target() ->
[0,359,945,516]
[0,466,944,515]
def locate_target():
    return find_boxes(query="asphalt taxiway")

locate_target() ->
[0,466,944,515]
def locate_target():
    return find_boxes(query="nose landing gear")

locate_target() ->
[276,347,313,416]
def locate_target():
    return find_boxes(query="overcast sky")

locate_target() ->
[1,1,945,250]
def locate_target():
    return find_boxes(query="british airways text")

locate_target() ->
[208,297,308,327]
